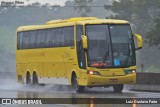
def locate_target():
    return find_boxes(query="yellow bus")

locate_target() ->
[16,17,142,93]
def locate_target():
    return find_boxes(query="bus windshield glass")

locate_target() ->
[86,24,135,68]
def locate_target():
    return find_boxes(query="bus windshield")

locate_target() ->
[86,24,135,68]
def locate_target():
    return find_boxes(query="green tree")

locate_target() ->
[74,0,93,16]
[145,17,160,48]
[105,0,160,34]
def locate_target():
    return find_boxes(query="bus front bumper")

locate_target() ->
[84,73,136,86]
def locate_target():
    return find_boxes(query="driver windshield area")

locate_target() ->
[86,25,113,67]
[86,24,135,68]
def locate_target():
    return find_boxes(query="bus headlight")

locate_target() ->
[132,70,136,73]
[87,71,100,75]
[124,69,136,74]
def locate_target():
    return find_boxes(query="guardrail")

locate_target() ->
[127,72,160,92]
[136,72,160,85]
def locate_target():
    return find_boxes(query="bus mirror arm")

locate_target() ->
[81,35,88,49]
[134,34,143,50]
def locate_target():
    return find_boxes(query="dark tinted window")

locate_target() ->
[56,28,64,47]
[46,29,55,48]
[22,31,30,49]
[29,30,37,48]
[17,26,74,50]
[17,32,23,49]
[65,26,74,46]
[37,30,46,48]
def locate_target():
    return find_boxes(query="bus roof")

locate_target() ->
[17,17,129,32]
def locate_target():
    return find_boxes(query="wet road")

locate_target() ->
[0,78,160,107]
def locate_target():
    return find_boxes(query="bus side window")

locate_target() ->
[56,27,65,47]
[46,29,55,48]
[65,26,74,46]
[29,30,37,49]
[17,32,23,49]
[22,31,30,49]
[37,30,46,48]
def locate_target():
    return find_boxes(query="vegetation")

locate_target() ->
[145,18,160,48]
[73,0,93,16]
[0,0,160,72]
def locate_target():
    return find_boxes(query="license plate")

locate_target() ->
[109,78,118,82]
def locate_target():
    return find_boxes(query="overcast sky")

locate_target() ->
[0,0,68,6]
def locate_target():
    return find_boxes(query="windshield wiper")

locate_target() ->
[101,45,110,67]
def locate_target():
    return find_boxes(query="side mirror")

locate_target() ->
[134,34,142,50]
[81,35,88,49]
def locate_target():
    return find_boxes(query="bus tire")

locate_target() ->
[32,72,38,85]
[26,72,31,84]
[113,84,124,93]
[72,74,84,93]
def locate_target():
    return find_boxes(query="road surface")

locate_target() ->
[0,75,160,107]
[0,76,160,107]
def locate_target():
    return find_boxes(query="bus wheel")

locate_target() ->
[26,72,31,84]
[72,75,84,93]
[113,84,124,93]
[32,72,38,85]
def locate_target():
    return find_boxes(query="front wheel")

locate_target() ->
[72,75,84,93]
[113,84,124,93]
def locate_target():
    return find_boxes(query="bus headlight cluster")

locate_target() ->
[132,70,136,73]
[87,71,100,75]
[124,69,136,74]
